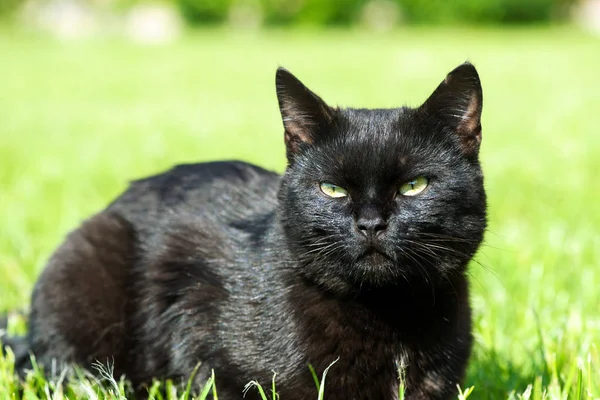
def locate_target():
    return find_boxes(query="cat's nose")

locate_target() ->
[356,208,388,239]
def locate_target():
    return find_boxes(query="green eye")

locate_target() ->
[399,176,429,196]
[320,182,348,198]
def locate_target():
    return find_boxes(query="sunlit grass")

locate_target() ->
[0,26,599,398]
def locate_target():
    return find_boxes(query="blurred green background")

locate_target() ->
[0,0,599,399]
[0,0,588,26]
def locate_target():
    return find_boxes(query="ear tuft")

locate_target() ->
[421,62,483,157]
[276,68,335,163]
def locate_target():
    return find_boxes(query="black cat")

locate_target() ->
[2,63,487,399]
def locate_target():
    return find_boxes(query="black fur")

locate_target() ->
[4,63,487,399]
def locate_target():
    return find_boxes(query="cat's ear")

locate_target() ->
[420,62,483,157]
[276,68,335,162]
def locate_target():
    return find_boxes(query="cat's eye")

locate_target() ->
[320,182,348,198]
[399,176,429,196]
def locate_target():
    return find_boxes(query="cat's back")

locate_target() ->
[107,160,280,233]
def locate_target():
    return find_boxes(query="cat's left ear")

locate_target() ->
[276,68,336,162]
[420,62,483,157]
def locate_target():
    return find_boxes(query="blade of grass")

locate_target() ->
[243,380,268,400]
[271,371,277,400]
[456,384,475,400]
[521,384,533,400]
[317,357,339,400]
[165,379,176,400]
[532,376,543,400]
[147,380,163,400]
[182,362,203,400]
[307,364,320,393]
[197,369,215,400]
[575,362,583,400]
[397,360,406,400]
[532,309,549,382]
[211,369,219,400]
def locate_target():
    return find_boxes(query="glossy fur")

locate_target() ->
[2,63,487,399]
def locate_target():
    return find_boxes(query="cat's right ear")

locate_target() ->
[276,68,335,162]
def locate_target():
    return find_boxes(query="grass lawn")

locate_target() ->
[0,26,599,399]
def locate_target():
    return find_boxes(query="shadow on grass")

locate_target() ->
[466,347,550,398]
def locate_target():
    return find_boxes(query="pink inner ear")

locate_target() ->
[285,121,314,145]
[457,95,481,138]
[280,99,319,146]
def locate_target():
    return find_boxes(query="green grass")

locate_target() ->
[1,26,599,398]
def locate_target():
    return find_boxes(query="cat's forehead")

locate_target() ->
[339,108,405,135]
[304,107,456,184]
[332,108,432,163]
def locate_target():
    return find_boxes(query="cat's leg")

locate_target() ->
[404,331,473,400]
[26,212,136,379]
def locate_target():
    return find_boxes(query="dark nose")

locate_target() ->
[356,206,388,238]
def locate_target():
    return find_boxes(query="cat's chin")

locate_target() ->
[352,250,402,287]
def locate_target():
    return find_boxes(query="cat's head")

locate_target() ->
[276,63,487,295]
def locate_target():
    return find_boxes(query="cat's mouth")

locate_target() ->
[358,247,393,264]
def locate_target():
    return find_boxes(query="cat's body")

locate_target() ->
[2,64,487,399]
